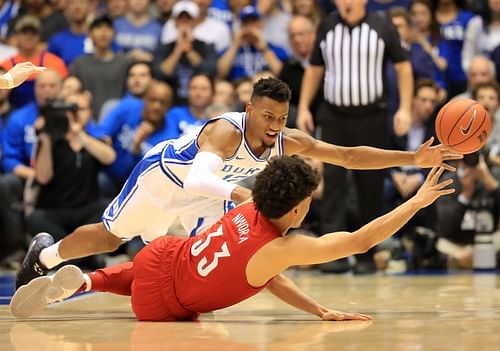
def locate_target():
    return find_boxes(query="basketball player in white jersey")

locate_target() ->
[16,77,462,289]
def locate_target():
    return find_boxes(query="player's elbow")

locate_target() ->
[183,174,202,195]
[350,233,373,254]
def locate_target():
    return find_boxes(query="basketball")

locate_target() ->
[435,99,492,154]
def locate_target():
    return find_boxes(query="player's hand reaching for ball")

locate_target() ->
[414,137,463,171]
[321,309,373,321]
[412,166,455,208]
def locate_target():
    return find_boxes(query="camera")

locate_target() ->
[463,152,480,167]
[39,101,78,140]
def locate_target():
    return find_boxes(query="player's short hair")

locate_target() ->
[253,156,320,219]
[251,77,291,103]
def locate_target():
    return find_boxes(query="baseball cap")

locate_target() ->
[172,1,200,18]
[15,15,41,33]
[240,5,260,21]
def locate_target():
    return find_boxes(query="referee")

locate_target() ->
[297,0,413,274]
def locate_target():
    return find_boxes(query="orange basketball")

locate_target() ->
[435,99,492,154]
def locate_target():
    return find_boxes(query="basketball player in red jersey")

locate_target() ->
[11,156,455,321]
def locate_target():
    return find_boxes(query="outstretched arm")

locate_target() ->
[266,274,372,321]
[0,62,45,89]
[284,128,462,171]
[279,167,454,267]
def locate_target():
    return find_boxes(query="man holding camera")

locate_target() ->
[435,152,500,269]
[27,91,116,251]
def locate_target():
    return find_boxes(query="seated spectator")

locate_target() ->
[234,76,252,111]
[160,0,231,54]
[99,60,153,120]
[26,91,115,268]
[1,15,68,109]
[71,15,130,118]
[435,154,500,270]
[97,80,176,189]
[166,72,213,136]
[473,81,500,178]
[60,75,83,100]
[152,1,217,104]
[217,5,288,81]
[213,79,235,110]
[47,0,94,66]
[114,0,162,62]
[152,0,175,24]
[107,0,128,19]
[454,56,496,100]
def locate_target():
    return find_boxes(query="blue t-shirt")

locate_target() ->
[96,96,181,185]
[223,43,289,81]
[439,10,475,83]
[166,105,208,137]
[0,0,19,40]
[208,0,233,28]
[113,17,162,53]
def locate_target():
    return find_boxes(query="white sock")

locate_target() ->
[83,274,92,292]
[39,241,64,269]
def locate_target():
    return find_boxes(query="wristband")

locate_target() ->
[3,72,14,89]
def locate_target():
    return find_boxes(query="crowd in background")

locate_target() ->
[1,0,500,273]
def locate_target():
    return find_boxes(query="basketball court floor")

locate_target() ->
[0,270,499,350]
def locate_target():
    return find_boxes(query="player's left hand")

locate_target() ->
[9,62,46,87]
[414,137,463,171]
[321,309,373,321]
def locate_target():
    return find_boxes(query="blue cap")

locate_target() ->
[240,5,260,21]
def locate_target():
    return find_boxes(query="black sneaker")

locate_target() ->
[15,233,54,290]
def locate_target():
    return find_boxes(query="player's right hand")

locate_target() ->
[9,62,46,87]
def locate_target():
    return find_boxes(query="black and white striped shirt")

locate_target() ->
[310,12,408,108]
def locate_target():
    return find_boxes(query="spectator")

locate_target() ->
[71,15,130,118]
[256,0,292,55]
[27,91,115,263]
[47,0,93,66]
[297,0,413,274]
[166,72,213,136]
[152,0,175,23]
[279,15,320,128]
[2,69,62,179]
[0,65,24,267]
[383,78,439,237]
[161,0,231,54]
[435,153,500,269]
[1,15,68,109]
[217,5,288,81]
[96,80,176,189]
[152,1,217,104]
[234,76,252,111]
[291,0,325,28]
[461,0,500,73]
[99,60,153,120]
[107,0,128,19]
[454,55,496,100]
[0,0,20,42]
[213,79,236,110]
[60,75,83,100]
[433,0,475,98]
[409,0,450,101]
[114,0,162,62]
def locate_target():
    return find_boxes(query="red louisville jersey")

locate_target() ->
[174,202,282,313]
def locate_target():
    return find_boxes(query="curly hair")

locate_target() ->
[251,77,291,103]
[253,156,320,219]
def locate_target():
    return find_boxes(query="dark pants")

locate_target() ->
[0,174,25,258]
[26,200,108,242]
[318,102,389,262]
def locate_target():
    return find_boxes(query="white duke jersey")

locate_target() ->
[159,112,285,186]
